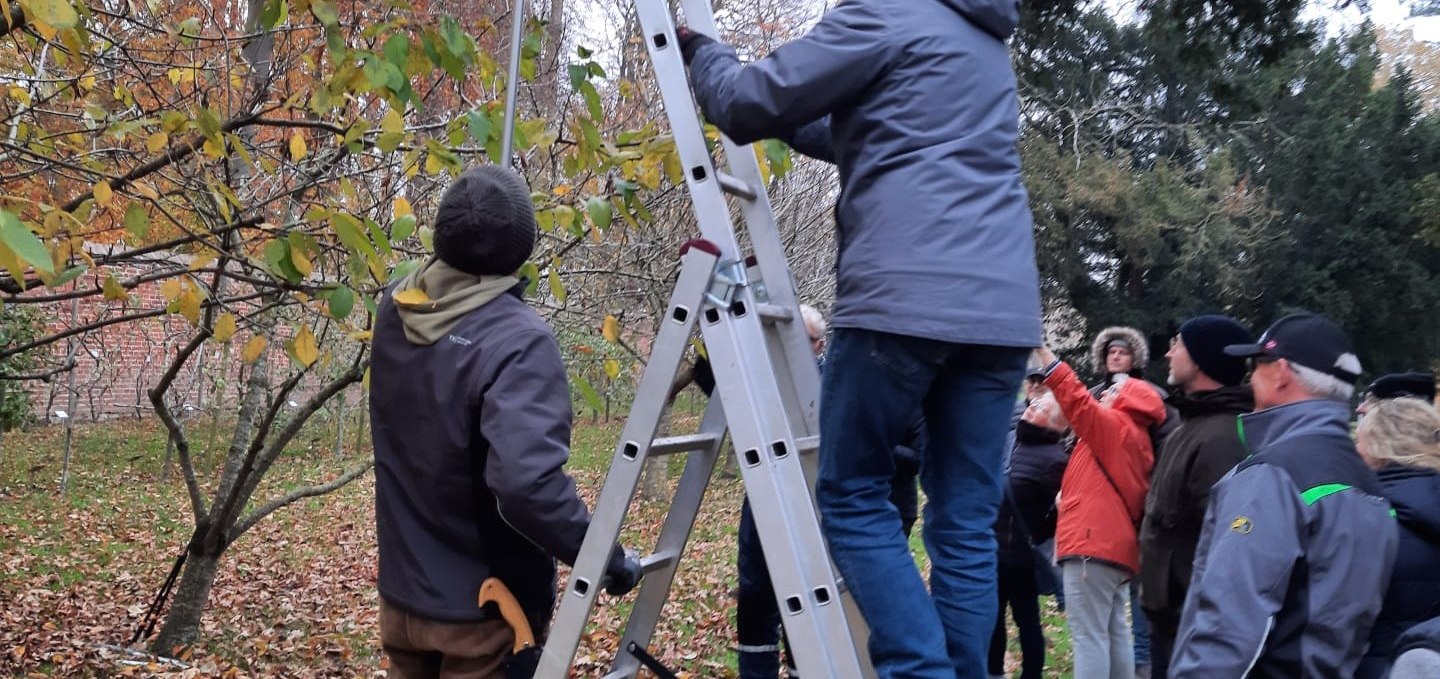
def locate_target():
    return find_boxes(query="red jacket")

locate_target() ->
[1045,362,1165,574]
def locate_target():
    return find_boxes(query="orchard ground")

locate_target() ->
[0,414,1072,677]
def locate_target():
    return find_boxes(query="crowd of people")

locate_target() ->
[358,0,1440,676]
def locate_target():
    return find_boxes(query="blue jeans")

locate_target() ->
[817,328,1028,679]
[1131,580,1150,667]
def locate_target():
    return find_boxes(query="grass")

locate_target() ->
[0,412,1082,678]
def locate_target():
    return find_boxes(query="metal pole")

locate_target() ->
[500,0,527,165]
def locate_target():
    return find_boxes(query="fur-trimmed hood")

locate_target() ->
[1091,326,1149,375]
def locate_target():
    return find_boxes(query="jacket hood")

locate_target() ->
[392,257,520,345]
[1091,326,1149,376]
[938,0,1019,40]
[1378,465,1440,544]
[1112,377,1167,428]
[1169,385,1254,419]
[1238,398,1352,455]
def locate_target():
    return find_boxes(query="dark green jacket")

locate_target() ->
[1138,385,1252,623]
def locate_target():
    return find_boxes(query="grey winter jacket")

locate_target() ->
[685,0,1042,347]
[1170,399,1398,679]
[371,284,617,627]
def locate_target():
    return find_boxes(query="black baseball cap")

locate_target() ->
[1223,313,1362,382]
[1365,372,1436,402]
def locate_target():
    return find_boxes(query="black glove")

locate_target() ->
[605,547,643,596]
[676,26,715,65]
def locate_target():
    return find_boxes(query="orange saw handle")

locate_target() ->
[478,577,536,654]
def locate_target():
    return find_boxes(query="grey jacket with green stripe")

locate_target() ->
[1170,399,1398,678]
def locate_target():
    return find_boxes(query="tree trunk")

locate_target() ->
[639,400,673,501]
[150,546,225,655]
[333,391,346,457]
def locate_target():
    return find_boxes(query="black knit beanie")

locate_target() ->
[1178,315,1253,387]
[432,165,538,276]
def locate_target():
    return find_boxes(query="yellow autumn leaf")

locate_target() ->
[132,182,159,200]
[20,0,77,32]
[604,358,620,380]
[101,274,129,301]
[602,314,620,343]
[290,243,313,277]
[160,278,182,301]
[92,181,112,208]
[188,248,218,271]
[293,324,318,367]
[178,289,201,326]
[212,312,237,342]
[241,335,267,364]
[289,133,307,161]
[553,184,571,196]
[393,196,413,218]
[146,132,169,153]
[392,288,430,305]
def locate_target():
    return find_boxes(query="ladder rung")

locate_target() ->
[755,303,794,323]
[649,432,722,457]
[717,171,757,200]
[639,551,678,574]
[796,435,819,453]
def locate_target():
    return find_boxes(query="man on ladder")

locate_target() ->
[675,0,1043,674]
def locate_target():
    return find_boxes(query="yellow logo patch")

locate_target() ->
[1230,516,1254,534]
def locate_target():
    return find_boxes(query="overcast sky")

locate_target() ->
[1327,0,1440,40]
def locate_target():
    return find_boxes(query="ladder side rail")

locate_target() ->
[677,0,822,436]
[697,304,869,678]
[631,0,746,263]
[534,247,720,678]
[606,396,728,678]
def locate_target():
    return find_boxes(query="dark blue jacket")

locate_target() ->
[1171,399,1398,679]
[995,421,1069,567]
[1358,465,1440,679]
[371,286,620,628]
[685,0,1042,347]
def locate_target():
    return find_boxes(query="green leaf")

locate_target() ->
[518,261,540,296]
[547,265,566,303]
[586,196,613,231]
[763,139,793,179]
[391,214,416,242]
[196,107,221,139]
[0,212,53,275]
[383,33,410,69]
[576,45,593,59]
[579,81,603,124]
[259,0,288,30]
[175,17,201,44]
[124,204,150,239]
[467,110,492,144]
[311,0,339,25]
[568,63,588,89]
[19,0,79,30]
[367,217,394,258]
[328,285,355,319]
[390,258,420,281]
[438,16,473,65]
[47,265,87,287]
[574,376,603,414]
[263,239,300,282]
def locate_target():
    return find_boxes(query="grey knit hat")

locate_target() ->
[432,165,538,276]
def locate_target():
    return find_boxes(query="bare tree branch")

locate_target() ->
[231,461,373,538]
[148,332,212,523]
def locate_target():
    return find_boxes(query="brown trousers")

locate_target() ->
[380,600,514,679]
